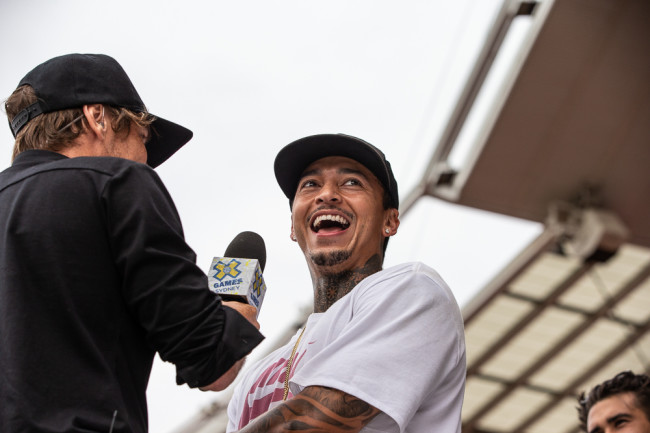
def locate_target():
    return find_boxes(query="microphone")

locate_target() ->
[208,231,267,317]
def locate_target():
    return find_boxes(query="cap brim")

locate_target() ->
[274,134,395,205]
[146,116,193,168]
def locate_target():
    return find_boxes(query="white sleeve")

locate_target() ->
[291,263,465,431]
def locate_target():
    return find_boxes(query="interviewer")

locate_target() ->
[0,53,264,433]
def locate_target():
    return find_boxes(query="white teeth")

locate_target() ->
[313,214,349,229]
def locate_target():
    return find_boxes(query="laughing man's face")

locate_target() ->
[290,156,397,274]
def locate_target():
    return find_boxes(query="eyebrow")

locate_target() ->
[588,413,632,433]
[607,413,631,424]
[299,167,368,179]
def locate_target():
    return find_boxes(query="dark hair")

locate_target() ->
[577,371,650,431]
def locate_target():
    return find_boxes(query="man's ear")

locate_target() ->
[82,104,105,138]
[290,224,297,242]
[383,208,400,237]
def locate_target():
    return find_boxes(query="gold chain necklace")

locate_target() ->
[282,326,306,401]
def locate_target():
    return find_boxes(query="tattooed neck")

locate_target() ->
[312,254,383,313]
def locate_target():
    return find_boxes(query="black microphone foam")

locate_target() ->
[224,231,266,272]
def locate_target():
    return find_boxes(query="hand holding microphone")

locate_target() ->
[208,231,267,318]
[199,232,266,392]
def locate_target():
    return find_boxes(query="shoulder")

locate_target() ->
[50,158,174,214]
[343,262,461,324]
[62,158,169,197]
[2,152,157,189]
[19,155,163,188]
[360,262,453,299]
[376,261,445,282]
[59,156,158,178]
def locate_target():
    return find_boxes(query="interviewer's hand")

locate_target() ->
[222,301,260,329]
[199,301,260,392]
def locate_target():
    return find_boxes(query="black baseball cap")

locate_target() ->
[9,53,192,168]
[274,133,399,209]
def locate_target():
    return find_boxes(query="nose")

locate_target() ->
[316,182,340,203]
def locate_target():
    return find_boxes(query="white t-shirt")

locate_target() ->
[226,262,466,433]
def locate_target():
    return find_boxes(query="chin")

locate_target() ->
[310,249,352,267]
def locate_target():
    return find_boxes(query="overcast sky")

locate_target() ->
[0,1,542,431]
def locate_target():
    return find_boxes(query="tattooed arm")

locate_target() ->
[235,385,380,433]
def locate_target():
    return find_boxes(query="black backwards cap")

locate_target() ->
[9,53,192,168]
[274,133,399,209]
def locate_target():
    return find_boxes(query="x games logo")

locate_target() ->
[212,259,242,280]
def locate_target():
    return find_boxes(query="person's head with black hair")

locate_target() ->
[578,371,650,433]
[274,133,400,312]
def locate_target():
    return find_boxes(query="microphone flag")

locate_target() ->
[208,257,266,316]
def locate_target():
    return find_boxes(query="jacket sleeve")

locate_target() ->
[103,163,264,387]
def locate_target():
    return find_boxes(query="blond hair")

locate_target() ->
[5,85,154,161]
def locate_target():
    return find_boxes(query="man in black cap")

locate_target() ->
[0,53,264,433]
[226,134,466,433]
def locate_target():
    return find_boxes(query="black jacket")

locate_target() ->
[0,150,263,432]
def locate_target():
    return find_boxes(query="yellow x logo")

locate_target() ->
[213,259,242,280]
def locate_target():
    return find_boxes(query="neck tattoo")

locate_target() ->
[313,254,382,313]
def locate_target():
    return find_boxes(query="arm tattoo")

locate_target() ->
[237,386,380,433]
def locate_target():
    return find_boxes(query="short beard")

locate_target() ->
[310,249,351,267]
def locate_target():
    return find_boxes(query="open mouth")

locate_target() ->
[311,214,351,233]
